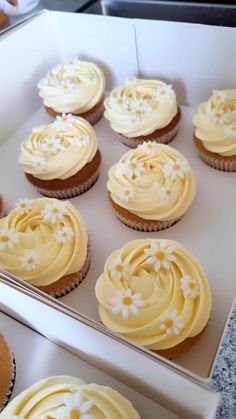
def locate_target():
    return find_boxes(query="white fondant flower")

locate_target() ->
[41,201,67,224]
[212,90,226,105]
[37,77,49,89]
[159,186,177,203]
[72,134,90,147]
[15,198,33,215]
[163,159,189,180]
[144,240,176,272]
[40,136,62,155]
[22,250,40,271]
[160,310,184,335]
[57,392,93,419]
[0,229,20,250]
[55,226,74,244]
[64,57,82,73]
[110,258,130,281]
[224,124,236,137]
[32,156,47,173]
[130,112,141,126]
[208,109,228,125]
[111,289,144,319]
[130,98,151,113]
[139,141,159,155]
[109,96,129,111]
[80,74,96,86]
[32,125,46,133]
[51,64,63,75]
[118,186,135,202]
[120,158,145,178]
[154,84,174,102]
[60,79,76,92]
[180,275,200,299]
[53,113,76,129]
[125,77,138,86]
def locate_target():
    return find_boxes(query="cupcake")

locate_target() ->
[0,375,140,418]
[95,239,212,359]
[193,89,236,171]
[0,198,89,297]
[38,58,105,125]
[0,333,15,411]
[104,77,181,147]
[0,195,4,219]
[107,143,195,231]
[19,115,101,199]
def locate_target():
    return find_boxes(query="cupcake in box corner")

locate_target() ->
[104,77,181,147]
[19,115,101,199]
[107,142,195,231]
[193,89,236,171]
[37,57,105,125]
[0,333,15,411]
[0,198,89,298]
[95,239,212,359]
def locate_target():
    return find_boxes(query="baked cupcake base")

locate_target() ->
[193,133,236,172]
[120,107,181,148]
[0,195,5,218]
[0,335,16,410]
[0,13,9,30]
[37,249,91,298]
[25,149,101,199]
[109,194,181,232]
[45,97,104,126]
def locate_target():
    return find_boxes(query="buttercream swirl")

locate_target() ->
[193,89,236,156]
[0,375,140,418]
[107,143,195,221]
[0,198,88,286]
[104,78,178,137]
[95,239,212,350]
[19,115,97,180]
[38,58,105,114]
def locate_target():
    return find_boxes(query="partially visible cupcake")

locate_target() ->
[0,13,9,30]
[193,89,236,171]
[0,196,4,219]
[19,115,101,199]
[0,333,15,411]
[37,58,105,125]
[104,77,181,147]
[107,143,195,231]
[0,375,140,418]
[0,198,89,297]
[95,239,212,359]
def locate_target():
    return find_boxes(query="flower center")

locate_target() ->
[27,258,34,264]
[70,409,80,419]
[63,232,68,238]
[115,264,123,272]
[124,190,130,196]
[189,282,195,289]
[155,250,165,260]
[147,144,153,149]
[164,319,173,328]
[52,208,59,214]
[166,189,171,196]
[216,112,222,118]
[47,143,53,148]
[173,164,180,171]
[0,235,9,243]
[20,203,26,208]
[123,296,133,305]
[129,163,137,170]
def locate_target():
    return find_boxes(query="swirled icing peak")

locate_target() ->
[0,198,88,286]
[95,239,212,350]
[0,375,140,418]
[107,143,195,221]
[104,78,178,137]
[193,89,236,156]
[19,115,98,180]
[38,58,105,114]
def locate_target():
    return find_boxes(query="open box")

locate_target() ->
[0,8,235,416]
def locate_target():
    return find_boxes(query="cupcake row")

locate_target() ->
[37,57,236,171]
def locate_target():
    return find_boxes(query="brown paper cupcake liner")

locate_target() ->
[119,107,181,148]
[36,168,100,199]
[193,133,236,172]
[0,195,5,219]
[114,211,181,232]
[0,336,16,410]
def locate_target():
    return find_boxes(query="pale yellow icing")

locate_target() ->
[19,116,97,180]
[104,78,178,137]
[107,143,195,221]
[193,89,236,156]
[95,239,212,351]
[0,198,88,286]
[0,375,140,418]
[38,58,105,114]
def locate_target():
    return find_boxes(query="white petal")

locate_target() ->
[173,327,180,335]
[162,260,170,270]
[112,304,123,315]
[57,406,68,416]
[122,307,130,319]
[154,260,161,272]
[64,394,74,408]
[146,256,156,265]
[160,324,166,331]
[126,289,132,297]
[129,306,139,315]
[80,400,93,413]
[135,300,145,308]
[133,293,141,300]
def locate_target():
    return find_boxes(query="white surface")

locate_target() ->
[0,312,180,419]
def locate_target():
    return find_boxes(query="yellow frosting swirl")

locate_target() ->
[0,375,140,419]
[193,89,236,156]
[107,143,195,221]
[104,78,178,137]
[0,198,88,286]
[19,116,97,180]
[38,58,105,114]
[95,239,212,350]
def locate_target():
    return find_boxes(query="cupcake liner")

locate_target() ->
[195,146,236,172]
[0,195,5,219]
[0,336,16,410]
[82,101,104,126]
[36,169,100,199]
[120,120,180,149]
